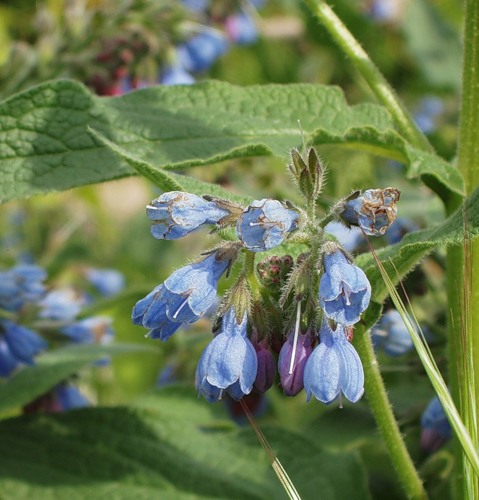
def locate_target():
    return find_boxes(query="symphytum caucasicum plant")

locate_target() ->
[0,0,479,498]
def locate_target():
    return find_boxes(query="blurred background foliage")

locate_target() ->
[0,0,464,498]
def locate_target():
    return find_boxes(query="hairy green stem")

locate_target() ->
[449,0,479,497]
[303,0,432,153]
[244,251,260,299]
[303,0,427,495]
[354,324,427,500]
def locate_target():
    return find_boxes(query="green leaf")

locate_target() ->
[0,79,463,203]
[0,343,153,413]
[89,126,252,206]
[0,387,371,499]
[357,188,479,305]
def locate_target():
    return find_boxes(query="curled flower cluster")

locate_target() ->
[134,147,400,405]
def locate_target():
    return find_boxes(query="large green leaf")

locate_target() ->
[357,188,479,305]
[0,387,371,499]
[0,343,153,413]
[0,79,463,203]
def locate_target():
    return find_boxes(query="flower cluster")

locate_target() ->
[87,1,265,95]
[133,147,400,406]
[0,263,123,385]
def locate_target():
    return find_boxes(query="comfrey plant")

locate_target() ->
[133,147,400,405]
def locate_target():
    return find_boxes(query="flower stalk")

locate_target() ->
[354,323,428,500]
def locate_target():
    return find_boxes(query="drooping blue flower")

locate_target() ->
[385,217,419,245]
[319,247,371,326]
[236,199,299,252]
[177,31,229,73]
[420,396,452,453]
[414,96,444,134]
[60,316,114,345]
[0,338,19,377]
[11,264,47,302]
[371,309,414,357]
[38,288,86,321]
[367,0,402,22]
[146,192,229,240]
[55,384,91,411]
[163,252,229,323]
[278,330,314,396]
[304,322,364,404]
[0,264,46,311]
[0,271,19,311]
[1,320,47,364]
[196,308,258,401]
[340,188,400,236]
[156,362,178,387]
[85,268,125,296]
[132,249,231,340]
[160,64,195,85]
[324,221,363,253]
[132,285,182,341]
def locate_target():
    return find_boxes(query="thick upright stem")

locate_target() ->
[354,325,427,500]
[450,1,479,497]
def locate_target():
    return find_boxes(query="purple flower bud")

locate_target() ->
[146,192,229,240]
[1,320,47,364]
[421,396,452,453]
[252,335,276,393]
[319,247,371,326]
[371,309,414,357]
[278,330,313,396]
[177,31,229,73]
[236,199,299,252]
[132,249,232,340]
[341,188,400,236]
[304,322,364,404]
[196,308,258,401]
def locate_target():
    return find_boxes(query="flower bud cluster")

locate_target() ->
[134,147,400,407]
